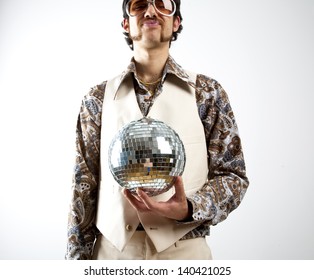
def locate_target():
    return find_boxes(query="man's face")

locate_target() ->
[123,1,180,49]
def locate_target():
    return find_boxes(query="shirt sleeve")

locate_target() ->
[187,74,249,226]
[65,83,105,260]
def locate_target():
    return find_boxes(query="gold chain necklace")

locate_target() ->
[137,77,162,97]
[137,77,162,87]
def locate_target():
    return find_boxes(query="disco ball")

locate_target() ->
[108,117,186,196]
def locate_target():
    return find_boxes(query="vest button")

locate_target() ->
[125,224,132,231]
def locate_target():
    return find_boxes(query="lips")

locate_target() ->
[142,19,160,28]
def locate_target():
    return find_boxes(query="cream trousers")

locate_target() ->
[92,231,212,260]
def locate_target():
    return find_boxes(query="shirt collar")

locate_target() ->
[120,55,196,87]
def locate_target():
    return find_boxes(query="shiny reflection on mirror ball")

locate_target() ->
[108,117,186,196]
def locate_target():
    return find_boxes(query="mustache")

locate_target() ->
[140,17,163,26]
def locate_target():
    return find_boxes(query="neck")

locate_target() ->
[133,45,169,83]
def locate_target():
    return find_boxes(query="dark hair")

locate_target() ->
[121,0,183,50]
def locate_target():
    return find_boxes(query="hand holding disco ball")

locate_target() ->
[108,117,186,196]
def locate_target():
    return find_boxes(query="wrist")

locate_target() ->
[177,200,194,222]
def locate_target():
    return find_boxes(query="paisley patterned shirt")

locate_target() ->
[66,56,249,259]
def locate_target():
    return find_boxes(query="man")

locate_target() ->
[66,0,249,260]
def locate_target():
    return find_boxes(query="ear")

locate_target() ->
[173,16,181,32]
[123,18,130,32]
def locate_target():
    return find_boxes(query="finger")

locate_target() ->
[137,188,176,218]
[123,189,147,211]
[136,188,159,210]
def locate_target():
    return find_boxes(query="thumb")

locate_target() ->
[173,176,186,199]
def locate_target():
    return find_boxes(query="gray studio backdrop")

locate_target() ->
[0,0,313,259]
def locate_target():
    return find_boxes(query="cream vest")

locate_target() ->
[96,72,208,253]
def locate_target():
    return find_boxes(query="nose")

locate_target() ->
[144,2,157,17]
